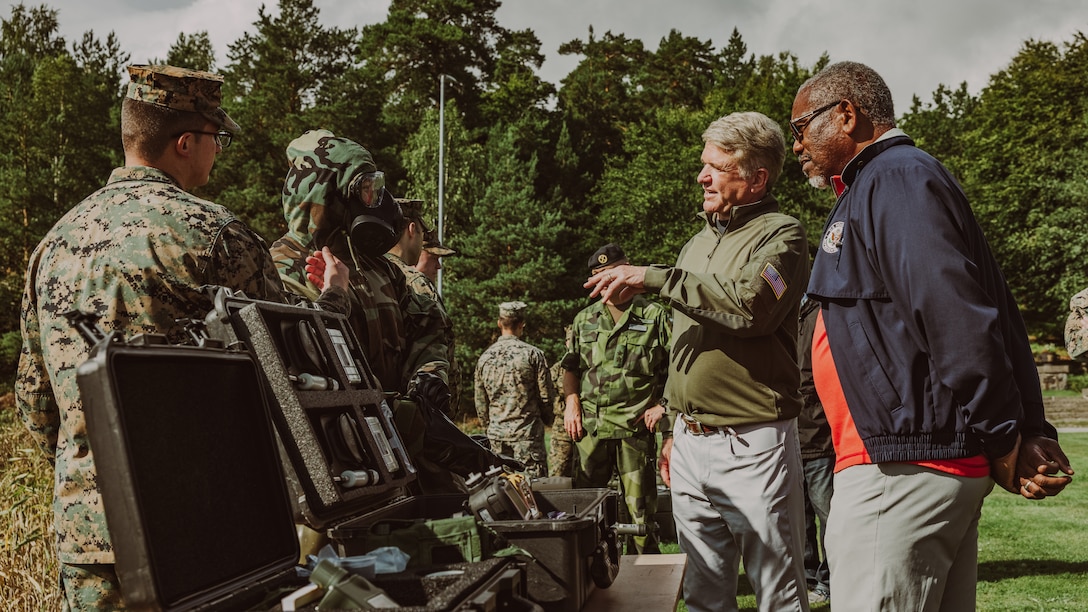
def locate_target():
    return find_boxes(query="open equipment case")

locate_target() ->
[75,288,619,611]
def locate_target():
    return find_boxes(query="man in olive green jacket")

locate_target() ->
[584,112,811,612]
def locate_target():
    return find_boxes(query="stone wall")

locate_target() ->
[1038,362,1071,390]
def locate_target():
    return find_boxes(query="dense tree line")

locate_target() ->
[2,0,1086,416]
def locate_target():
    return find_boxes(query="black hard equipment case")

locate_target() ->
[200,289,621,612]
[329,488,620,612]
[200,287,418,529]
[76,325,303,610]
[74,300,529,611]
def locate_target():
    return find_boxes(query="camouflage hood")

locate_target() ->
[272,129,377,294]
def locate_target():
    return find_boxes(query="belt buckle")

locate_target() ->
[683,415,713,436]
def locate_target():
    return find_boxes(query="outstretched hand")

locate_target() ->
[585,264,648,305]
[306,247,349,292]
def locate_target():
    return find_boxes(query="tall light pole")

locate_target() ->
[437,73,456,295]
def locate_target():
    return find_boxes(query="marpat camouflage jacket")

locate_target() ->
[474,335,554,442]
[15,166,341,563]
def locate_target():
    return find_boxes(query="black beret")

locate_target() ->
[588,243,627,271]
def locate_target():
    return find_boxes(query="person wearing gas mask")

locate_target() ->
[271,130,447,395]
[270,129,465,494]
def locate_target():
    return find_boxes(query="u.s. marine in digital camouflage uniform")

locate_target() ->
[15,65,349,610]
[562,244,672,553]
[399,221,446,305]
[400,249,444,304]
[474,301,554,477]
[385,200,461,418]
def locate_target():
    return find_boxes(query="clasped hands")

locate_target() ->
[991,434,1074,500]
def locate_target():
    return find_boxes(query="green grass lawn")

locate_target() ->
[975,432,1088,610]
[657,433,1087,611]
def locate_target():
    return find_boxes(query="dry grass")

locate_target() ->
[1,392,62,609]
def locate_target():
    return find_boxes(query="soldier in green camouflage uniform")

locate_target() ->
[474,301,554,477]
[562,244,671,553]
[548,332,575,477]
[269,130,455,495]
[15,65,350,610]
[269,130,448,397]
[385,201,461,417]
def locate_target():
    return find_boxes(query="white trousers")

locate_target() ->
[670,418,809,612]
[827,462,993,612]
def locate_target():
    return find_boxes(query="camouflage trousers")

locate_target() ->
[548,414,574,478]
[573,433,659,553]
[492,436,548,478]
[60,562,126,611]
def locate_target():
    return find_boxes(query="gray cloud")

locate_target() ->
[41,0,1088,115]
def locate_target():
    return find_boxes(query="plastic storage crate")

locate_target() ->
[329,488,619,612]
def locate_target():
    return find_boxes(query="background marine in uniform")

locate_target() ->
[474,301,554,477]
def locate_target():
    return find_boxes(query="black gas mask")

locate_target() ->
[345,171,404,257]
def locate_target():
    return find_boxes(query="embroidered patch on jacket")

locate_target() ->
[761,262,787,300]
[822,221,844,254]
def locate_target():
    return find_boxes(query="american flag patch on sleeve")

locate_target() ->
[761,262,787,300]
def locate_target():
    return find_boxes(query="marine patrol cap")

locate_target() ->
[423,228,457,256]
[396,198,432,232]
[125,64,241,133]
[499,301,528,318]
[588,243,627,271]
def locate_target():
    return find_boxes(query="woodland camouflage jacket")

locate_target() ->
[560,296,672,438]
[270,130,447,394]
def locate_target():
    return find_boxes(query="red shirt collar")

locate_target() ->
[831,175,847,197]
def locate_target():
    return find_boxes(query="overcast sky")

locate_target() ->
[40,0,1088,115]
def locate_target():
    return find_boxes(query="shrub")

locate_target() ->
[1067,374,1088,394]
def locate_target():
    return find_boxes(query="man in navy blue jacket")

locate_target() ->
[791,61,1074,611]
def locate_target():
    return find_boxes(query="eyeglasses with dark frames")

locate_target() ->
[789,101,841,143]
[174,130,233,148]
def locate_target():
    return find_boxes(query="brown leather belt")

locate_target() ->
[681,415,727,436]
